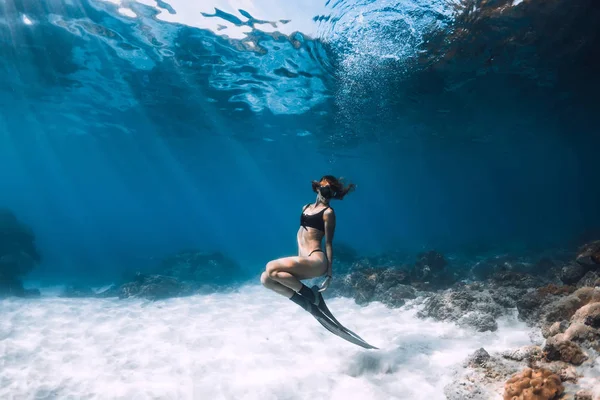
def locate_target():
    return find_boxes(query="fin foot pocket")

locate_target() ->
[308,286,378,350]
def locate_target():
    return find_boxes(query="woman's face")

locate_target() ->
[317,180,333,200]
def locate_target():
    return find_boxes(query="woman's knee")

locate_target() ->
[260,271,269,286]
[265,261,280,278]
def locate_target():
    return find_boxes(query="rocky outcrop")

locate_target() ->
[444,347,523,400]
[328,249,459,306]
[417,285,507,332]
[329,266,414,307]
[0,209,41,298]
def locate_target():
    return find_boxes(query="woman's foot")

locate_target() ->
[289,292,319,314]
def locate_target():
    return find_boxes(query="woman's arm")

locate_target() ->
[323,209,336,276]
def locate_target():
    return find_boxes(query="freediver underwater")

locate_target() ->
[261,175,378,349]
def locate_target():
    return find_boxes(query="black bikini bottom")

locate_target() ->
[308,249,327,258]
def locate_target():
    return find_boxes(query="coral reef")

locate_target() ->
[326,239,600,399]
[503,367,564,400]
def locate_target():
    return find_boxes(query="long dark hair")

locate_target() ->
[311,175,356,200]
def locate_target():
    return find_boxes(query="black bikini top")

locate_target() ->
[300,204,330,232]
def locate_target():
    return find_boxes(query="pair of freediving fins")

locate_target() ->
[307,285,378,350]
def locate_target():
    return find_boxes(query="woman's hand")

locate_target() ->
[318,275,332,292]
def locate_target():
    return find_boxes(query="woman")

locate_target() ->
[260,175,356,312]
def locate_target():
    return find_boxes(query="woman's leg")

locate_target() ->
[267,255,326,290]
[260,271,294,298]
[261,254,327,307]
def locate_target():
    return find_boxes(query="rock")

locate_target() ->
[411,250,455,289]
[543,287,600,326]
[558,365,579,383]
[561,322,600,347]
[458,311,498,332]
[443,379,489,400]
[574,390,593,400]
[500,345,543,363]
[466,348,491,368]
[447,350,520,400]
[503,367,563,400]
[418,286,506,331]
[336,268,379,305]
[118,273,192,300]
[543,337,588,365]
[577,271,600,288]
[576,240,600,267]
[489,286,527,308]
[561,262,588,285]
[571,302,600,326]
[329,266,412,306]
[542,321,569,338]
[374,283,416,308]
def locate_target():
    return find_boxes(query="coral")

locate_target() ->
[503,367,564,400]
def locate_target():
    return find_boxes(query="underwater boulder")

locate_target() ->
[559,262,588,285]
[576,271,600,288]
[458,311,498,332]
[576,240,600,268]
[329,266,412,306]
[417,285,506,332]
[337,268,379,305]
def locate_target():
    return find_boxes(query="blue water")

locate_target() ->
[1,0,599,285]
